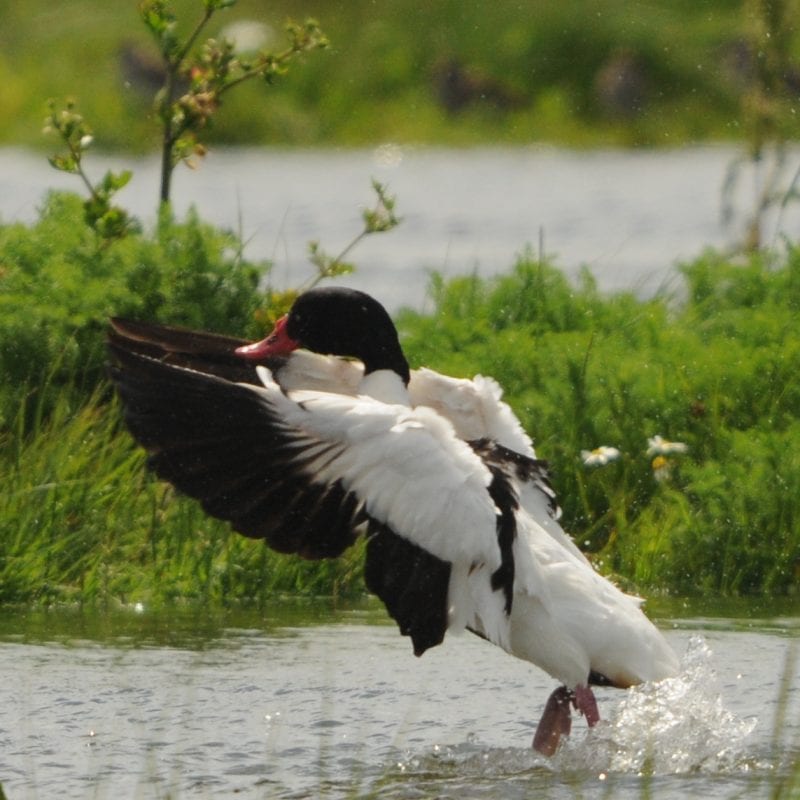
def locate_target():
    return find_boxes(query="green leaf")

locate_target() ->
[100,170,133,193]
[324,260,354,277]
[48,154,79,174]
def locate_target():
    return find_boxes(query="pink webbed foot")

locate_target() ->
[532,684,602,756]
[573,684,600,727]
[532,686,573,756]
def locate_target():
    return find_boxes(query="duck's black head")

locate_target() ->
[236,287,410,384]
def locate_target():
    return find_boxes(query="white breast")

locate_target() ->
[504,509,679,689]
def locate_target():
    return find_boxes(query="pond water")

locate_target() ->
[1,600,797,799]
[3,144,799,310]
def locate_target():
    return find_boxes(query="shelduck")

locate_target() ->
[108,286,679,755]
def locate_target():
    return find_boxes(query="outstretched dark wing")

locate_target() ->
[108,317,278,386]
[108,341,365,558]
[108,339,458,655]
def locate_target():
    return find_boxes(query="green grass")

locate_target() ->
[0,191,368,606]
[0,190,269,430]
[0,190,798,604]
[0,386,367,606]
[3,0,796,151]
[397,249,800,597]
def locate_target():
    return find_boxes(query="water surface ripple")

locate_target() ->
[1,604,797,799]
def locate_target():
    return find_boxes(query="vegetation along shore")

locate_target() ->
[1,0,798,607]
[1,190,798,606]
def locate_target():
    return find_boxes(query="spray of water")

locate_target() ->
[389,635,771,796]
[553,635,758,775]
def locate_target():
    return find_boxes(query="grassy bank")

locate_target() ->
[399,253,800,596]
[3,0,798,151]
[0,388,366,605]
[0,192,798,605]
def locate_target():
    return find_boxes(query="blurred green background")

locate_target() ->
[3,0,797,151]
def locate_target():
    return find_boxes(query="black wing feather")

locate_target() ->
[108,340,364,558]
[364,520,450,657]
[108,317,281,385]
[107,324,502,658]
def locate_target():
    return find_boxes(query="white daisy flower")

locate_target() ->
[646,434,688,456]
[581,446,621,467]
[651,455,671,482]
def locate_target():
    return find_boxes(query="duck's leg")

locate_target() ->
[532,683,601,756]
[572,684,600,727]
[532,685,573,756]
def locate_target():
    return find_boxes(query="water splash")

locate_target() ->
[383,635,777,799]
[554,635,758,775]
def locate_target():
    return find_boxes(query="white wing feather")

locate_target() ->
[252,366,502,572]
[276,353,534,455]
[274,353,589,567]
[409,367,536,456]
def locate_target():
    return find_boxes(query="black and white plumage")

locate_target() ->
[108,287,679,755]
